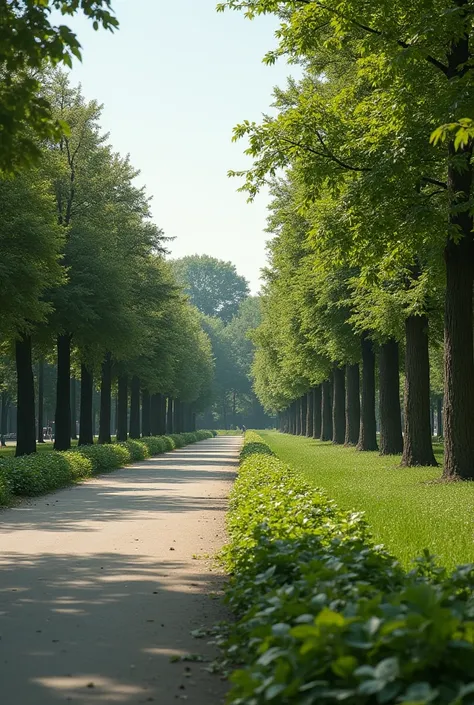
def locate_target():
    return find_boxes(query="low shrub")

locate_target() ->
[224,432,474,705]
[0,431,215,507]
[0,464,13,505]
[76,443,130,473]
[2,451,93,496]
[141,436,167,455]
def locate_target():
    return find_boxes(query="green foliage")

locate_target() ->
[76,443,130,473]
[0,450,93,495]
[0,433,213,504]
[0,0,118,173]
[260,431,474,571]
[224,433,474,705]
[172,254,250,324]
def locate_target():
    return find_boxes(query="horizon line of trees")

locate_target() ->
[221,0,474,480]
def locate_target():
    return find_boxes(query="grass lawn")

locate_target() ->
[259,431,474,571]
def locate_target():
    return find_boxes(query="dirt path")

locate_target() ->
[0,436,241,705]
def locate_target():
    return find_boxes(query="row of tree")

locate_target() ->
[1,71,214,456]
[171,255,273,429]
[221,0,474,480]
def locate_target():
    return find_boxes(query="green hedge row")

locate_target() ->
[223,432,474,705]
[0,430,215,505]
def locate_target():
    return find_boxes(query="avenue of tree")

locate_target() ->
[0,70,215,456]
[218,0,474,480]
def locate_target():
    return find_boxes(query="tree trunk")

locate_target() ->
[54,333,71,451]
[129,376,141,439]
[357,334,378,451]
[15,335,36,456]
[345,364,360,446]
[150,393,160,436]
[1,391,9,446]
[159,394,167,435]
[443,30,474,479]
[37,360,44,444]
[437,396,443,438]
[166,397,174,434]
[300,394,307,436]
[402,316,437,466]
[379,339,403,455]
[98,352,112,445]
[79,364,93,446]
[117,374,128,442]
[306,390,314,437]
[70,377,77,440]
[321,379,333,441]
[332,366,346,444]
[312,386,322,439]
[295,398,301,435]
[142,389,151,437]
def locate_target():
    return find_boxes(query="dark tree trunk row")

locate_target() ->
[79,364,93,446]
[15,335,36,457]
[332,366,345,444]
[379,339,403,455]
[129,376,141,439]
[357,334,378,452]
[345,364,360,446]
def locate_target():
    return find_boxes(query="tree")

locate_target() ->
[219,0,474,478]
[172,254,250,324]
[0,0,118,174]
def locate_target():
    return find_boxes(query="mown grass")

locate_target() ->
[259,431,474,571]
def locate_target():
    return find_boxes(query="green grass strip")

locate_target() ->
[259,431,473,570]
[223,432,474,705]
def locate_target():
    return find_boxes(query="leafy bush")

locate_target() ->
[141,436,167,455]
[0,464,13,505]
[76,443,131,473]
[119,439,150,462]
[2,451,93,496]
[224,432,474,705]
[0,431,215,506]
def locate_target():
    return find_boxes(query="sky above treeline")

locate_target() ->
[67,0,296,293]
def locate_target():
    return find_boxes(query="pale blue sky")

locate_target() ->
[67,0,294,293]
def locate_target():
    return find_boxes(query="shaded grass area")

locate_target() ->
[259,431,474,571]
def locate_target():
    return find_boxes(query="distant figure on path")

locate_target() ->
[241,425,246,435]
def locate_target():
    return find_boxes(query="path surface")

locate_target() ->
[0,436,241,705]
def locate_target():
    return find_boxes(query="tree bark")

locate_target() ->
[295,398,301,435]
[345,364,360,446]
[150,393,160,436]
[54,333,71,451]
[357,334,378,451]
[313,386,322,439]
[437,396,443,438]
[15,335,36,456]
[1,391,9,447]
[159,394,167,435]
[402,316,437,466]
[117,374,128,442]
[306,390,314,437]
[70,377,77,440]
[442,17,474,479]
[379,339,403,455]
[300,394,307,436]
[166,397,174,434]
[79,364,93,446]
[142,389,151,437]
[332,366,346,444]
[98,352,112,445]
[129,376,141,439]
[37,360,44,444]
[321,379,333,441]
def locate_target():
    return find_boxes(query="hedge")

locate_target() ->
[0,430,215,506]
[223,432,474,705]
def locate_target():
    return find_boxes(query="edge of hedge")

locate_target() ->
[222,431,474,705]
[0,430,217,506]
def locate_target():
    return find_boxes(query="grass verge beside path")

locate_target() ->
[0,430,216,508]
[223,432,474,705]
[260,431,473,570]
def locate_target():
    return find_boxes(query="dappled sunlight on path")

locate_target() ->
[0,436,241,705]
